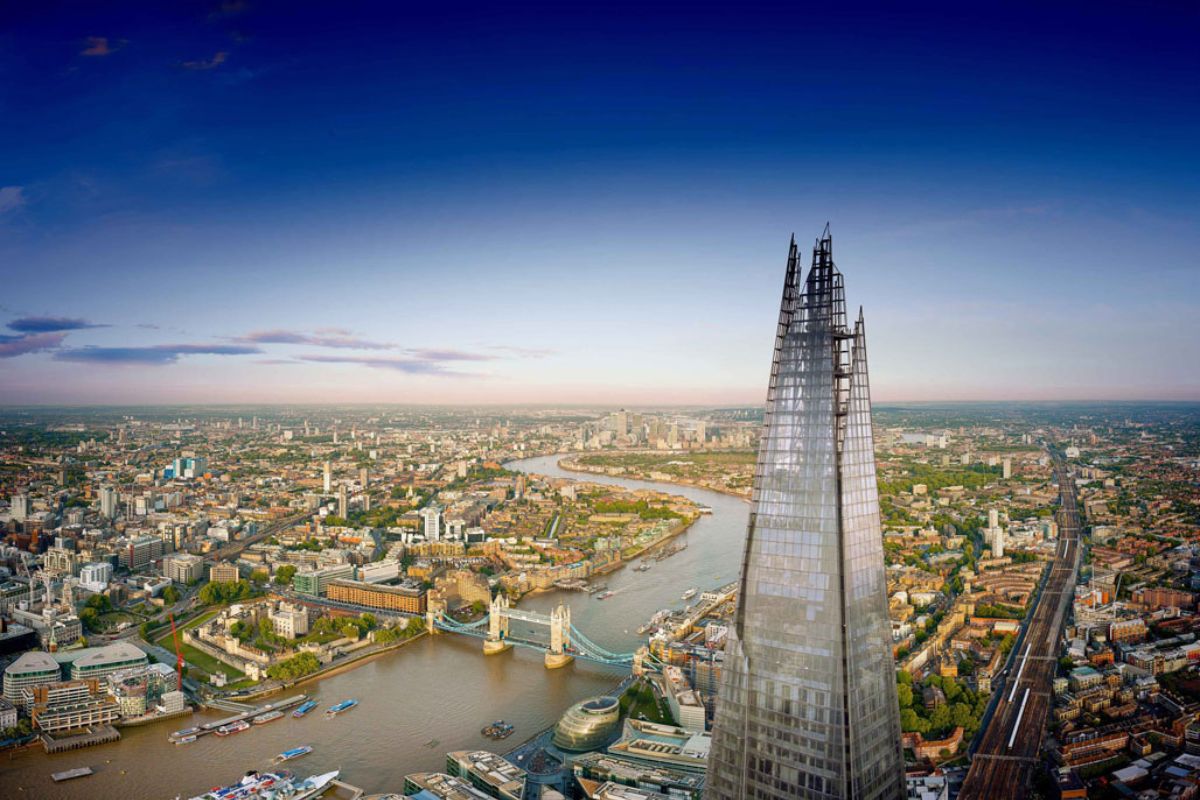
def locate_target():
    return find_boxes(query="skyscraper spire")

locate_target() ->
[705,229,903,800]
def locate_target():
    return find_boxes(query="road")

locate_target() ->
[957,455,1082,800]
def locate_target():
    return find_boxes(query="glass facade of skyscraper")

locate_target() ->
[705,230,904,800]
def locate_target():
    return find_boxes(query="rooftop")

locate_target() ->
[5,649,60,676]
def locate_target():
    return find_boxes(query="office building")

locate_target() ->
[119,534,165,571]
[610,719,711,773]
[403,772,492,800]
[323,460,332,493]
[338,484,349,518]
[99,486,119,519]
[0,697,16,730]
[553,695,622,752]
[445,750,526,800]
[570,752,705,800]
[163,553,205,584]
[4,650,62,707]
[705,231,904,800]
[69,641,149,682]
[209,561,239,584]
[326,578,427,613]
[422,505,442,542]
[292,563,355,596]
[11,494,30,521]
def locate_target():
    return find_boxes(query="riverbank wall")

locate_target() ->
[557,454,752,501]
[234,630,427,702]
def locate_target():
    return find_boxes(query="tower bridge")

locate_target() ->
[428,594,643,670]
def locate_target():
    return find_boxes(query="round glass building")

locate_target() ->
[552,695,620,752]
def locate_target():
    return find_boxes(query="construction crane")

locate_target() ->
[168,612,184,692]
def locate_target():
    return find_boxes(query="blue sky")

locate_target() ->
[2,1,1197,404]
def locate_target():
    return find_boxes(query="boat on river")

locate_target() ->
[187,768,338,800]
[681,587,698,601]
[273,746,313,763]
[253,711,284,725]
[596,590,614,600]
[291,700,318,718]
[325,699,358,717]
[215,720,250,737]
[188,769,289,799]
[481,720,514,739]
[635,562,651,572]
[176,734,198,744]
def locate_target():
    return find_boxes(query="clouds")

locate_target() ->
[0,313,535,380]
[8,316,105,333]
[295,353,473,376]
[54,343,261,365]
[182,51,228,70]
[237,328,394,350]
[0,186,25,214]
[0,333,67,359]
[0,317,101,359]
[406,348,497,362]
[81,37,122,57]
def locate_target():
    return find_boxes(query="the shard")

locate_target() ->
[705,228,904,800]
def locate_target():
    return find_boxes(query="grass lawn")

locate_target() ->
[154,607,221,650]
[620,680,674,726]
[179,643,246,681]
[97,611,141,631]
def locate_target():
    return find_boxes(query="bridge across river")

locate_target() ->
[430,595,643,670]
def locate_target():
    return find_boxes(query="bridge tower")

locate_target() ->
[426,596,446,635]
[545,602,574,669]
[483,593,512,655]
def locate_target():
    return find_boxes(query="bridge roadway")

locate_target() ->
[958,457,1083,799]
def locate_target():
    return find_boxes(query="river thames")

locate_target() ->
[4,454,750,799]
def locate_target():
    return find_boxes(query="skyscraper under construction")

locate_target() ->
[705,229,904,800]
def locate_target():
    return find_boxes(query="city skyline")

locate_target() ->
[3,3,1199,405]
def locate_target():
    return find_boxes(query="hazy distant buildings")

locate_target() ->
[10,494,29,521]
[422,505,443,542]
[99,486,120,519]
[706,231,904,800]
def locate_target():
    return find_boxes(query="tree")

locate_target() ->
[929,704,953,735]
[897,684,913,709]
[274,565,297,586]
[359,612,376,629]
[161,585,180,604]
[951,702,977,732]
[86,594,113,613]
[79,606,101,632]
[899,708,926,734]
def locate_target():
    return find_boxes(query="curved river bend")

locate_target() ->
[4,454,749,799]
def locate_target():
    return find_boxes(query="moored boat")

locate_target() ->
[292,700,318,718]
[681,587,697,601]
[252,710,284,725]
[289,770,340,800]
[214,720,250,737]
[176,734,198,744]
[188,769,291,800]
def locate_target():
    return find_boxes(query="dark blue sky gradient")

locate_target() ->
[1,1,1197,403]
